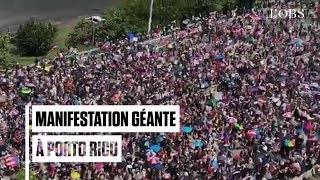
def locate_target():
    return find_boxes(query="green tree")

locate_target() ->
[67,19,93,47]
[69,0,238,44]
[14,19,57,56]
[16,168,38,180]
[0,33,10,68]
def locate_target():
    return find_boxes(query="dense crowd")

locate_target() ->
[1,0,320,179]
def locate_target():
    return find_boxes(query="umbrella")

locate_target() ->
[310,82,319,88]
[147,156,160,164]
[26,83,35,88]
[70,171,81,179]
[146,149,156,157]
[144,141,150,147]
[296,39,303,46]
[273,121,279,128]
[284,139,295,147]
[296,128,304,134]
[246,129,260,137]
[228,117,237,124]
[234,123,243,130]
[167,43,174,49]
[150,145,161,153]
[201,81,210,89]
[217,54,225,61]
[44,65,52,72]
[209,99,218,108]
[21,87,32,95]
[96,162,104,170]
[9,109,19,117]
[156,135,165,142]
[305,121,313,130]
[208,160,219,172]
[211,160,219,168]
[128,33,135,41]
[283,112,293,118]
[0,95,7,103]
[152,163,163,170]
[162,172,171,179]
[183,126,193,133]
[193,140,203,148]
[227,51,235,57]
[66,53,77,60]
[250,37,257,43]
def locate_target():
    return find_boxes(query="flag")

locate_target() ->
[5,155,20,168]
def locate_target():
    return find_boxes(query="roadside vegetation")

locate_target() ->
[0,0,251,68]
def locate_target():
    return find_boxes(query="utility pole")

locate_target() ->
[92,21,95,46]
[147,0,154,37]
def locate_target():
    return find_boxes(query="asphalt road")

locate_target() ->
[0,0,116,31]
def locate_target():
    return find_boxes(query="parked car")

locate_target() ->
[85,16,105,24]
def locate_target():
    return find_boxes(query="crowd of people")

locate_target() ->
[1,0,320,179]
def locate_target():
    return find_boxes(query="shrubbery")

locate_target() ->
[68,0,237,45]
[0,33,10,68]
[14,19,57,56]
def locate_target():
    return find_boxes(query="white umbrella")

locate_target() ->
[310,82,319,88]
[163,173,171,179]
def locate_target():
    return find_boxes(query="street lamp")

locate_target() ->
[92,21,95,46]
[147,0,154,37]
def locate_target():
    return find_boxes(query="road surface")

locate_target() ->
[0,0,116,31]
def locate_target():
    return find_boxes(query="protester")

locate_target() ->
[0,0,320,179]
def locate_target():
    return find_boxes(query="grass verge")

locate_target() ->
[8,18,93,66]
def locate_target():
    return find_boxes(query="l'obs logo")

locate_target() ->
[270,9,304,19]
